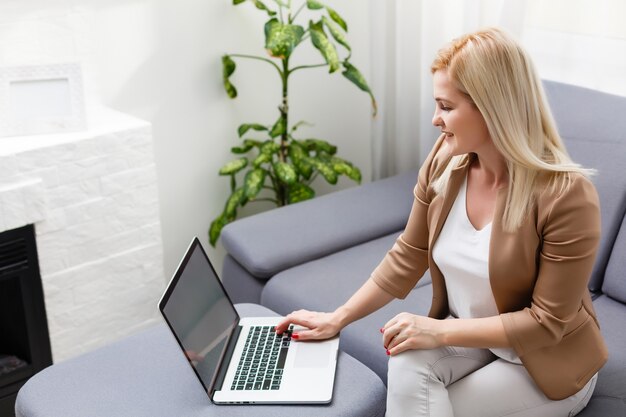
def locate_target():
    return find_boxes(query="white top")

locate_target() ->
[432,174,521,364]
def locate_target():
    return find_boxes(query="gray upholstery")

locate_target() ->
[261,233,433,382]
[221,170,418,278]
[602,215,626,303]
[222,255,267,304]
[580,295,626,416]
[221,81,626,416]
[16,304,387,417]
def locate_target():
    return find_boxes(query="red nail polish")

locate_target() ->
[292,333,299,339]
[386,350,390,356]
[380,328,384,334]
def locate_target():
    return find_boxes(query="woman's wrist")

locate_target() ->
[332,306,353,329]
[435,318,451,347]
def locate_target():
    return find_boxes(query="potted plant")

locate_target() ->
[210,0,376,246]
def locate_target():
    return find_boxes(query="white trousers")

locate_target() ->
[386,346,597,417]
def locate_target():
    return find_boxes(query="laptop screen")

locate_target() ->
[160,239,239,393]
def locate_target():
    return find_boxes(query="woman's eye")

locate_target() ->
[440,106,451,111]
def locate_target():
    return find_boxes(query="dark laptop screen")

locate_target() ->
[160,239,239,393]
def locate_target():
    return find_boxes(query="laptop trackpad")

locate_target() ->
[293,342,332,368]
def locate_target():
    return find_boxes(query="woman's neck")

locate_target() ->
[471,147,508,190]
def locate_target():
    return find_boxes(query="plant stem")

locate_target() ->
[278,1,284,23]
[229,54,283,77]
[251,198,280,205]
[277,56,290,206]
[306,171,319,185]
[290,62,327,73]
[267,166,284,207]
[291,1,306,22]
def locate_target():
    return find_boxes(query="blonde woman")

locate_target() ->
[276,27,607,416]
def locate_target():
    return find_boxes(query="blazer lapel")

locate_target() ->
[430,155,473,246]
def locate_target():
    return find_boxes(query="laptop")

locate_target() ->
[158,237,340,404]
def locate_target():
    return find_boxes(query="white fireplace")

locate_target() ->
[0,107,165,362]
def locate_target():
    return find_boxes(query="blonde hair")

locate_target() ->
[430,27,594,232]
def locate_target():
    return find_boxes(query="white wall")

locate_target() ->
[0,0,373,277]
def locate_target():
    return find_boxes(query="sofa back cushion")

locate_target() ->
[221,170,418,279]
[544,81,626,292]
[603,214,626,304]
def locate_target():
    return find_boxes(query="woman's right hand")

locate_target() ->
[274,309,343,341]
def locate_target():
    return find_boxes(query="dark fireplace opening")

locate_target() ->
[0,225,52,417]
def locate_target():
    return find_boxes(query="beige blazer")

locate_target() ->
[371,135,608,400]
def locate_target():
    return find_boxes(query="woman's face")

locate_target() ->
[432,70,491,156]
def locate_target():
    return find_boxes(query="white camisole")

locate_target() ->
[431,174,521,364]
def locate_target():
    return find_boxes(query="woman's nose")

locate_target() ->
[432,112,442,127]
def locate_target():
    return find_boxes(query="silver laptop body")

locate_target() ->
[158,237,339,404]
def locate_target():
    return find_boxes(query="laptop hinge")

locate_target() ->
[211,324,243,397]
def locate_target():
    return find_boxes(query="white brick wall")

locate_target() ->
[0,108,165,362]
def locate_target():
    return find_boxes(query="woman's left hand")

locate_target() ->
[382,313,444,355]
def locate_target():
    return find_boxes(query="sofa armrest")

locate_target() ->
[221,169,418,279]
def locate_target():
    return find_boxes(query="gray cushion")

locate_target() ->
[602,215,626,303]
[221,170,418,278]
[16,304,387,417]
[222,255,267,304]
[261,233,434,383]
[585,295,626,416]
[544,81,626,291]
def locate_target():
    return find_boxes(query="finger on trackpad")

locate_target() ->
[293,342,332,368]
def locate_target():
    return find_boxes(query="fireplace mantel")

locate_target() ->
[0,107,165,362]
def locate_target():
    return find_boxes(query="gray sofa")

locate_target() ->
[221,80,626,416]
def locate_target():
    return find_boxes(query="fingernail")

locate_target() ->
[379,328,384,334]
[386,350,390,356]
[292,333,299,339]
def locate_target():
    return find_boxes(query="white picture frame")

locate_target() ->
[0,63,86,137]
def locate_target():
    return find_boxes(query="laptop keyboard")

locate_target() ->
[230,325,294,391]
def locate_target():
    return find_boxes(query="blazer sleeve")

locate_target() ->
[500,174,601,357]
[370,134,447,299]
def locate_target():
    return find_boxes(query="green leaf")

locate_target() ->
[269,116,287,138]
[307,0,324,10]
[253,152,272,167]
[222,55,237,98]
[309,157,338,184]
[342,61,377,116]
[322,16,350,51]
[260,140,281,155]
[238,123,267,137]
[219,157,248,175]
[209,214,228,247]
[233,0,246,4]
[326,6,347,32]
[254,0,277,16]
[273,162,297,185]
[244,139,263,148]
[224,187,247,219]
[231,144,253,154]
[264,19,305,59]
[287,183,315,204]
[243,168,267,199]
[309,20,340,73]
[302,139,337,155]
[232,138,263,154]
[288,142,313,179]
[290,120,314,132]
[331,157,361,183]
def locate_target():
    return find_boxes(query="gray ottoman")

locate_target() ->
[15,303,387,417]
